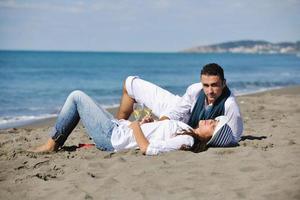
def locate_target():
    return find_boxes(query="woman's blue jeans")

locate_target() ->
[49,90,116,151]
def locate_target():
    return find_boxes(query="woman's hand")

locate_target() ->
[129,121,149,154]
[140,115,154,125]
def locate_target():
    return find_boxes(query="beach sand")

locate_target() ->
[0,87,299,200]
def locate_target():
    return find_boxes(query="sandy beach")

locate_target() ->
[0,86,299,200]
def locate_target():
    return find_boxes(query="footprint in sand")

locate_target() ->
[34,172,57,181]
[87,172,96,178]
[0,139,13,147]
[33,165,65,181]
[7,128,19,134]
[103,177,119,186]
[215,149,235,155]
[234,189,247,198]
[14,161,29,170]
[239,166,258,172]
[260,143,274,151]
[103,152,115,159]
[88,162,105,169]
[32,160,50,169]
[117,157,126,163]
[84,194,93,200]
[288,139,296,145]
[14,175,33,183]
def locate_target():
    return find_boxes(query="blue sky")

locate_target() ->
[0,0,299,52]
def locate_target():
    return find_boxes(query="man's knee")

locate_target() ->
[123,76,139,98]
[120,77,136,104]
[117,78,136,119]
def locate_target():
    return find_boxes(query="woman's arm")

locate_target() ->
[128,121,149,154]
[146,135,194,155]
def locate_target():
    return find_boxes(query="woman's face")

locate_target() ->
[194,119,218,140]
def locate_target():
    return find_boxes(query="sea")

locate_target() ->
[1,50,300,129]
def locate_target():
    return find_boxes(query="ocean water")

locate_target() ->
[1,51,300,129]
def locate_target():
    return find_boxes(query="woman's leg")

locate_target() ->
[32,90,116,152]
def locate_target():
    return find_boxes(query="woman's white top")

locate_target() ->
[111,120,194,155]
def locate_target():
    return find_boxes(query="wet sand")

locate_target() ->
[0,86,299,200]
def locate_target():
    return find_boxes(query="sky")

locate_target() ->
[0,0,299,52]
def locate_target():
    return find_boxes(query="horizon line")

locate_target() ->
[0,48,179,54]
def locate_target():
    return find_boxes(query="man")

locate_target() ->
[116,63,243,146]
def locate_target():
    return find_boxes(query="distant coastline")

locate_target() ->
[182,40,300,54]
[2,40,300,55]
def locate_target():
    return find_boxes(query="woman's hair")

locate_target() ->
[176,128,208,153]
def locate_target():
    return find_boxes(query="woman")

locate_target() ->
[30,90,233,155]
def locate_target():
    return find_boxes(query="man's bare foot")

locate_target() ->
[28,138,58,153]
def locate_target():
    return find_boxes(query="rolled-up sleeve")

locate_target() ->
[224,96,244,143]
[145,135,194,156]
[162,97,191,122]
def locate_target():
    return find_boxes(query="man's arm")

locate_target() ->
[224,96,244,143]
[128,121,149,154]
[161,83,202,121]
[159,116,170,121]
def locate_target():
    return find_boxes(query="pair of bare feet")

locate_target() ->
[28,138,58,153]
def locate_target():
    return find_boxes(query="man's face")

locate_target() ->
[201,75,225,104]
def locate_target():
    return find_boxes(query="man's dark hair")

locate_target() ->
[201,63,225,81]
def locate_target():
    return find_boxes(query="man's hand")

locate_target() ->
[159,116,170,121]
[140,115,154,125]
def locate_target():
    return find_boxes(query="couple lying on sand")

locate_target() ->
[31,63,243,155]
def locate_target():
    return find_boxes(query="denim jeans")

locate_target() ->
[49,90,116,151]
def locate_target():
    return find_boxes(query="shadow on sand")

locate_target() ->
[240,135,267,141]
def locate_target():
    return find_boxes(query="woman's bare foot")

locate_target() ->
[28,138,58,153]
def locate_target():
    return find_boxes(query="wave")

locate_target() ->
[0,114,57,130]
[228,81,299,95]
[229,80,297,88]
[0,103,120,130]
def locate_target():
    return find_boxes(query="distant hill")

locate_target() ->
[182,40,300,54]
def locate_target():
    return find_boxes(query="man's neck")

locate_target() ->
[205,98,214,106]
